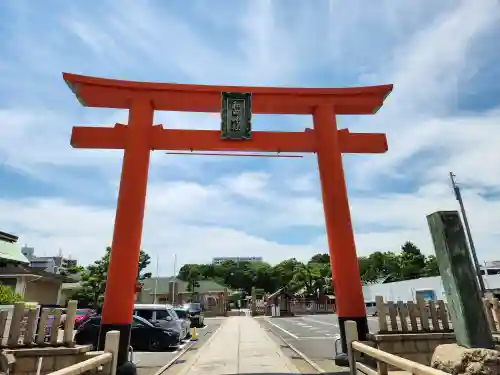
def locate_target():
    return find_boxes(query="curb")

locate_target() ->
[151,341,194,375]
[261,317,326,373]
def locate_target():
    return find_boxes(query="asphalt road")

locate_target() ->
[259,314,380,371]
[134,318,224,375]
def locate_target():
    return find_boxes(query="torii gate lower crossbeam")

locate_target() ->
[63,73,393,370]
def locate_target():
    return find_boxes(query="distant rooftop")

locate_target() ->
[484,261,500,269]
[0,231,18,244]
[0,231,29,264]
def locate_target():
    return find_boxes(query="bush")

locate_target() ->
[0,285,23,304]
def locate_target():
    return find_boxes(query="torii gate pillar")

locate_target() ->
[314,105,368,356]
[99,98,153,366]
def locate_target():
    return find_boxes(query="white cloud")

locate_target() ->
[1,0,499,278]
[350,0,500,185]
[0,174,325,274]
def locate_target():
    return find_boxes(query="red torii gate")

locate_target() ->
[63,73,392,368]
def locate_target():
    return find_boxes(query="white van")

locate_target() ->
[365,301,377,316]
[133,304,187,340]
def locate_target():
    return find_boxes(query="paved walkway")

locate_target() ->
[178,316,299,375]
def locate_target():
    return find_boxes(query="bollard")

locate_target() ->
[190,327,198,341]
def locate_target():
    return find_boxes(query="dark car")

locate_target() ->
[74,315,180,351]
[183,303,204,327]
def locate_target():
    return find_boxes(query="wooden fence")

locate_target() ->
[251,301,333,316]
[374,295,452,333]
[290,302,333,315]
[0,300,77,348]
[376,295,500,335]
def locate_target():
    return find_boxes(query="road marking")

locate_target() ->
[264,328,326,372]
[153,321,226,375]
[300,316,339,327]
[264,318,300,339]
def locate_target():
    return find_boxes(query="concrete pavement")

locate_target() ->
[258,314,380,372]
[135,319,224,375]
[176,316,299,375]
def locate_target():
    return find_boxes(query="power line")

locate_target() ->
[449,172,486,295]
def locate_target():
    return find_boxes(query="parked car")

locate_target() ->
[173,307,192,338]
[364,301,377,316]
[74,309,96,328]
[133,304,187,340]
[184,302,204,327]
[74,315,180,351]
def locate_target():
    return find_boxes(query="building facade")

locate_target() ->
[21,246,77,274]
[212,256,263,265]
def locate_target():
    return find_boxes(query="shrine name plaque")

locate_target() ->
[221,92,252,140]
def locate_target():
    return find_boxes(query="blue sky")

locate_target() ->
[1,0,500,276]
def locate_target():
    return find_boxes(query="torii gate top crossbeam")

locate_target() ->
[63,73,393,115]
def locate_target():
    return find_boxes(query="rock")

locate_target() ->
[431,343,500,375]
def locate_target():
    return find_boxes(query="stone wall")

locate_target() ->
[4,345,93,375]
[367,332,456,369]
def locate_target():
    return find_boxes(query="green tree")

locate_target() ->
[178,264,201,281]
[358,251,401,283]
[272,258,301,289]
[59,265,85,278]
[398,241,426,280]
[308,253,330,264]
[358,256,377,284]
[422,255,440,277]
[0,285,23,304]
[71,247,151,308]
[185,266,201,298]
[173,240,435,298]
[291,262,332,297]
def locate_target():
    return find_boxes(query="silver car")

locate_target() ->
[155,308,189,340]
[173,307,192,339]
[133,304,187,341]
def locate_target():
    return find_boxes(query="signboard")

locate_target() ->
[221,92,252,140]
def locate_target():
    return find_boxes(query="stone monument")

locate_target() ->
[427,211,499,374]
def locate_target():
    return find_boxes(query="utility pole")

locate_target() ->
[153,254,159,303]
[172,254,177,304]
[449,172,486,295]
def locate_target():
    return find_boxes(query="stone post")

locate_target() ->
[223,288,228,316]
[427,210,493,348]
[251,286,257,316]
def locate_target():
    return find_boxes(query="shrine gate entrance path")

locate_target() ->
[63,72,393,367]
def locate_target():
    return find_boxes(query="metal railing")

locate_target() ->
[344,320,448,375]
